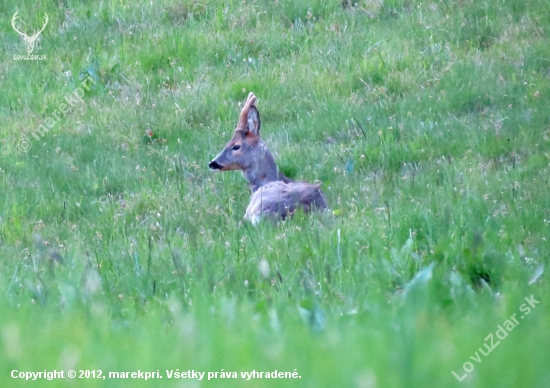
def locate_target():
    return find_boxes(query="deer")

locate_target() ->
[11,11,49,54]
[208,93,328,225]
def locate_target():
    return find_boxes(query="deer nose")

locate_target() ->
[209,160,222,170]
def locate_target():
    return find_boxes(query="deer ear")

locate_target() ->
[246,105,261,136]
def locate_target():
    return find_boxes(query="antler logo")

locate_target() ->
[11,11,49,54]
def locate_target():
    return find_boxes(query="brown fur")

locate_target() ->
[209,93,328,224]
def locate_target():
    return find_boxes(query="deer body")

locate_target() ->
[209,93,327,224]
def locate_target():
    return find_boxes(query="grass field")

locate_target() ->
[1,0,549,387]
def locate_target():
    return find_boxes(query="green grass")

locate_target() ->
[1,0,549,386]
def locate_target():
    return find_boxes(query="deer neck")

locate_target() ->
[242,143,289,192]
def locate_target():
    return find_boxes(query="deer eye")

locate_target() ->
[232,145,241,151]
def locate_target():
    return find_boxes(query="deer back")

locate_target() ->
[245,181,328,225]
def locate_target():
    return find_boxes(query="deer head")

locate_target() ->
[12,11,49,54]
[209,93,288,192]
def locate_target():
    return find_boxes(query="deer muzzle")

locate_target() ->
[208,160,223,170]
